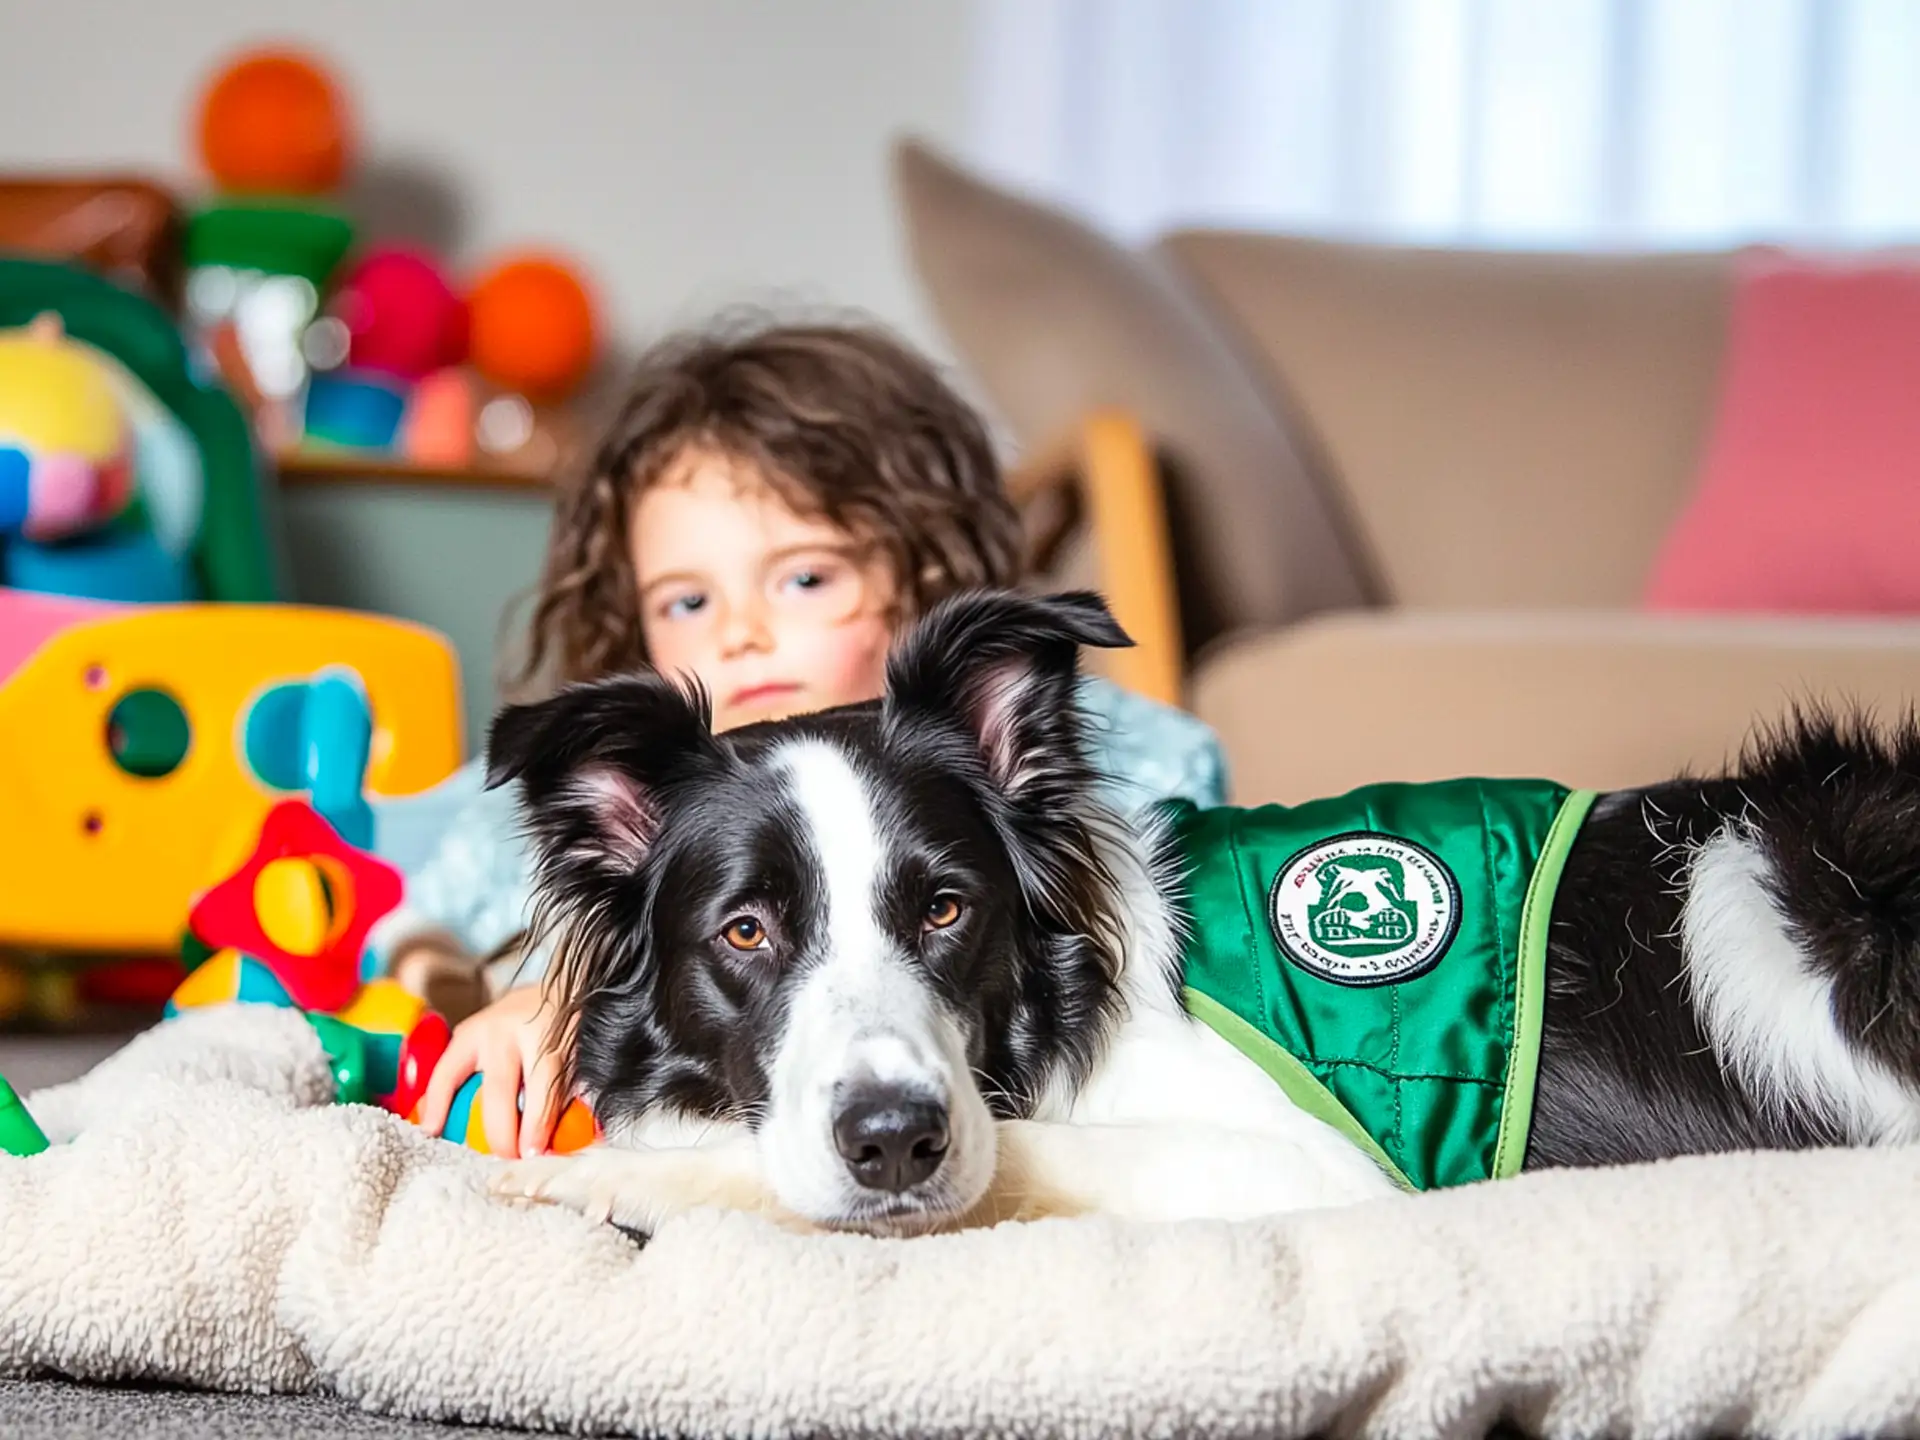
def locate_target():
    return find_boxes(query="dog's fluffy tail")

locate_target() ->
[1737,707,1920,1087]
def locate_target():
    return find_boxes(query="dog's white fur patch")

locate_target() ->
[1683,826,1920,1142]
[757,738,997,1228]
[1042,810,1403,1212]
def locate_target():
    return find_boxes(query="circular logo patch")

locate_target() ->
[1267,832,1460,987]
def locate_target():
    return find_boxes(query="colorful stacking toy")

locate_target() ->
[164,663,597,1154]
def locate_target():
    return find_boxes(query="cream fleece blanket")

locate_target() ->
[3,1008,1919,1439]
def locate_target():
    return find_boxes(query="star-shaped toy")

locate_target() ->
[188,799,402,1012]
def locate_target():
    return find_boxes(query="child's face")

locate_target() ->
[631,449,899,733]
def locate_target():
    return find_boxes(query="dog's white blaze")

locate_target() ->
[1684,826,1920,1142]
[781,739,889,967]
[758,739,996,1224]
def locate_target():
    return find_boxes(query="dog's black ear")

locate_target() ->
[486,673,717,872]
[884,589,1131,799]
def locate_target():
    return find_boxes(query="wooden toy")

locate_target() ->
[0,595,461,955]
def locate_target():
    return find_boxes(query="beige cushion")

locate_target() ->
[1192,611,1920,805]
[891,140,1366,654]
[1162,234,1733,608]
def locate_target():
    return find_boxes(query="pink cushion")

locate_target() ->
[1645,250,1920,615]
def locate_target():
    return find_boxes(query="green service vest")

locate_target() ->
[1166,780,1596,1192]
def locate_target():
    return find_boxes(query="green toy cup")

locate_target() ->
[0,1073,49,1157]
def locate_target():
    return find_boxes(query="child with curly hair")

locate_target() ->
[374,318,1226,1157]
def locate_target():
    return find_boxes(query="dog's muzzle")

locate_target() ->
[831,1086,950,1193]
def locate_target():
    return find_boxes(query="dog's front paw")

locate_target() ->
[491,1149,667,1230]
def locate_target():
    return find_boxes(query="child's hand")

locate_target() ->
[414,984,567,1159]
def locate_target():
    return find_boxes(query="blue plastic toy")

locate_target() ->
[242,666,376,850]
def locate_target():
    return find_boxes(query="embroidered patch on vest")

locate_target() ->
[1267,831,1461,987]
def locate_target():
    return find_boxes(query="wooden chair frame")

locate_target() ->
[1006,409,1184,708]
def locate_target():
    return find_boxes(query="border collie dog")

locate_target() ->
[489,590,1920,1235]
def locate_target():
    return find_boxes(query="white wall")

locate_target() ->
[0,0,974,351]
[0,0,977,748]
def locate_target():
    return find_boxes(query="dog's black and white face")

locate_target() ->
[487,591,1136,1233]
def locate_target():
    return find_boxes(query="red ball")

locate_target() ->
[332,246,469,382]
[466,253,599,400]
[196,49,352,194]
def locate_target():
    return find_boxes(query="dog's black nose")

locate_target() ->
[833,1091,949,1192]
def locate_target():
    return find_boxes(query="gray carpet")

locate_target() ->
[3,1035,538,1437]
[0,1379,531,1437]
[0,1030,142,1094]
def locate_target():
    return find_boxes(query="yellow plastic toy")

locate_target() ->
[0,598,462,954]
[0,313,132,540]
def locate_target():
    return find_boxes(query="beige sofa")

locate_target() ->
[894,140,1920,805]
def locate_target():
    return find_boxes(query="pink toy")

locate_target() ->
[0,589,116,690]
[332,247,468,382]
[399,367,476,466]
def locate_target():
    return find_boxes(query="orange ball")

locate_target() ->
[195,49,351,195]
[466,253,599,400]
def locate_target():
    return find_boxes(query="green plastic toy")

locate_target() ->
[0,1073,49,1157]
[305,1011,398,1108]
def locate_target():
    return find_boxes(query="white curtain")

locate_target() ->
[968,0,1920,247]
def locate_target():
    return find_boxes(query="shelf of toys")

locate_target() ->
[183,47,602,489]
[1,42,612,1027]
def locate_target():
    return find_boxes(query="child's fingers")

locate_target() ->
[415,1028,480,1136]
[479,1046,525,1160]
[519,1049,565,1158]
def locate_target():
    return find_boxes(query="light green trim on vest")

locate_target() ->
[1491,787,1597,1179]
[1182,986,1416,1192]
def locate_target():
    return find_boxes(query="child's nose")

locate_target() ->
[718,596,774,655]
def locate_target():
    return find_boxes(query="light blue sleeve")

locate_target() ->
[1076,675,1230,814]
[367,757,549,981]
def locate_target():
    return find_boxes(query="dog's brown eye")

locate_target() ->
[924,895,963,931]
[722,917,768,951]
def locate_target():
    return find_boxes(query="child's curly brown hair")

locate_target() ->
[510,316,1022,693]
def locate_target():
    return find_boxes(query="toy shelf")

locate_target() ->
[273,447,552,491]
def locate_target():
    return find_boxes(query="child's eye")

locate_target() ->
[777,562,861,607]
[661,592,708,620]
[780,565,841,595]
